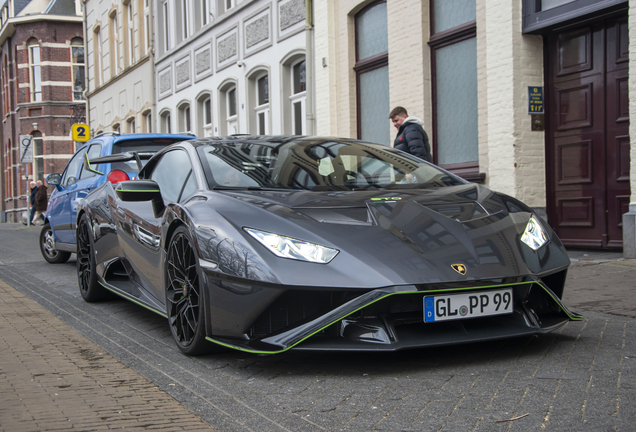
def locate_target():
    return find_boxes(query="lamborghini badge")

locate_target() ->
[451,263,467,275]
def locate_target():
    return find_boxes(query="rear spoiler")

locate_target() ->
[83,151,154,175]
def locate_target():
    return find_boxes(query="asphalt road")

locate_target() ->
[1,223,634,431]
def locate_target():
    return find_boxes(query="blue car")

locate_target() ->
[40,132,195,263]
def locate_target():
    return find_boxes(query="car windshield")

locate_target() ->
[197,138,463,191]
[112,139,181,173]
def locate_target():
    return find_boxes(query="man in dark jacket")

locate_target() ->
[31,180,47,225]
[389,106,432,162]
[29,181,38,224]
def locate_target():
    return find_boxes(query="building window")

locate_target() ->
[127,117,136,133]
[354,1,389,145]
[71,37,85,101]
[142,0,149,56]
[143,110,152,132]
[178,103,191,133]
[218,0,236,14]
[93,26,103,87]
[125,1,135,66]
[219,83,238,135]
[28,41,42,102]
[161,0,170,53]
[2,55,8,115]
[430,0,478,176]
[197,94,213,137]
[249,73,269,135]
[194,0,210,31]
[109,10,120,76]
[33,133,44,181]
[291,59,306,135]
[202,0,210,26]
[113,123,120,133]
[161,111,172,133]
[179,0,190,41]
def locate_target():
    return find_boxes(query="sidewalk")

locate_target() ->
[0,279,215,432]
[563,249,636,318]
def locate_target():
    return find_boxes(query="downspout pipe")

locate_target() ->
[305,0,314,135]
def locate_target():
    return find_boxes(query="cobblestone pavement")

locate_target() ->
[0,279,214,432]
[1,224,635,431]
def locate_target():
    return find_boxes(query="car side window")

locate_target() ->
[61,147,88,187]
[150,150,195,203]
[79,144,103,180]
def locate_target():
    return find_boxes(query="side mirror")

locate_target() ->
[114,180,165,218]
[46,173,63,191]
[83,153,104,176]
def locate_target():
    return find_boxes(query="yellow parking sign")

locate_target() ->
[72,123,91,142]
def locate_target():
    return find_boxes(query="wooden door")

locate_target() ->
[546,17,630,248]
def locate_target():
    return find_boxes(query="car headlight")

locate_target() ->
[520,215,548,250]
[244,228,339,264]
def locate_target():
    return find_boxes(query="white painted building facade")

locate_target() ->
[154,0,308,138]
[84,0,155,134]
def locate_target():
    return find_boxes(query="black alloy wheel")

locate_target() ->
[77,214,110,302]
[166,226,212,355]
[39,223,71,264]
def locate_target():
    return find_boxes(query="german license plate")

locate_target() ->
[424,289,513,323]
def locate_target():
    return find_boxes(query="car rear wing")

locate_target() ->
[83,151,152,175]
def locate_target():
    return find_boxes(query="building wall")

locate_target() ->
[483,0,546,208]
[154,0,306,137]
[1,16,84,222]
[85,0,154,133]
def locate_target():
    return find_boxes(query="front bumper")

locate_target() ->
[205,276,583,354]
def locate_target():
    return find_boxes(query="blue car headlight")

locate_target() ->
[244,228,339,264]
[520,215,548,250]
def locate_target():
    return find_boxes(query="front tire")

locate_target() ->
[40,223,71,264]
[77,214,109,302]
[166,226,212,356]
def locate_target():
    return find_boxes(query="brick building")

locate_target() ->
[313,0,636,257]
[0,0,85,223]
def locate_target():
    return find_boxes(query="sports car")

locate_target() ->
[76,136,582,355]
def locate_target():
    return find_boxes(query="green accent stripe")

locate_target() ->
[205,280,581,355]
[98,280,168,318]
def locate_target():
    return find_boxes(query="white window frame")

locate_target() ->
[143,0,150,55]
[110,12,120,75]
[203,96,212,136]
[28,44,42,102]
[178,104,191,133]
[290,59,306,135]
[160,111,172,133]
[93,27,103,87]
[202,0,210,26]
[71,38,85,101]
[127,2,135,65]
[255,74,269,135]
[226,87,238,135]
[181,0,190,40]
[162,0,170,52]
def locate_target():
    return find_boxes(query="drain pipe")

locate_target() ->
[305,0,315,135]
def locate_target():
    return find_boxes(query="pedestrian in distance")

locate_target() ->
[29,181,37,224]
[31,180,47,225]
[389,106,432,162]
